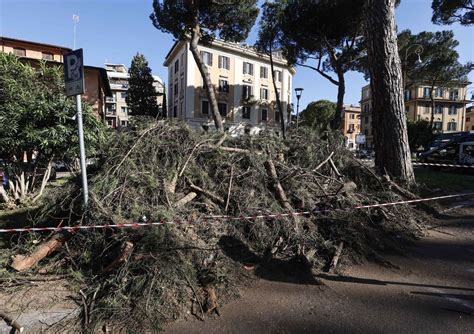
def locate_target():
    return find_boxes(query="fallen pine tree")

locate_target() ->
[4,120,425,332]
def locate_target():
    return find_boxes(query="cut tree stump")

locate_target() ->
[174,192,197,208]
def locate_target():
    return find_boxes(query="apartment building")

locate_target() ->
[104,63,164,128]
[360,82,471,149]
[1,36,112,120]
[164,39,295,135]
[342,105,361,150]
[466,106,474,131]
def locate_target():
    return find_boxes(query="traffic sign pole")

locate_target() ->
[75,94,89,206]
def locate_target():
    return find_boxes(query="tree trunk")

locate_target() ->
[331,70,345,130]
[364,0,415,184]
[269,46,286,139]
[0,184,9,203]
[189,23,224,133]
[162,84,167,118]
[32,158,53,203]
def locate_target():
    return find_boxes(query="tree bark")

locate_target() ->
[331,70,346,130]
[189,23,224,133]
[363,0,415,184]
[269,46,286,138]
[0,184,9,203]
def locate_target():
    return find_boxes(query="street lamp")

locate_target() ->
[403,43,423,88]
[294,87,304,130]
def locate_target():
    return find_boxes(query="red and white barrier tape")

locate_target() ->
[413,162,474,168]
[1,192,473,234]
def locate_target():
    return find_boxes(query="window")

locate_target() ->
[180,53,184,67]
[260,66,268,79]
[448,105,457,115]
[242,85,253,99]
[42,52,53,60]
[218,103,227,117]
[350,114,355,119]
[363,104,370,113]
[121,120,127,127]
[365,116,369,124]
[447,121,457,131]
[404,90,411,101]
[174,59,179,73]
[275,110,280,123]
[121,92,128,99]
[423,103,431,114]
[242,106,251,119]
[423,87,431,98]
[435,88,444,98]
[348,124,355,133]
[173,105,178,118]
[273,70,282,82]
[13,48,26,57]
[218,55,230,70]
[261,108,268,121]
[218,79,229,93]
[200,51,213,66]
[449,89,459,100]
[260,87,268,100]
[201,100,209,115]
[434,121,443,130]
[435,105,443,114]
[243,62,254,75]
[466,117,471,122]
[121,106,128,115]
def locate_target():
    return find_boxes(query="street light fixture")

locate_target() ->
[294,87,304,130]
[403,43,424,88]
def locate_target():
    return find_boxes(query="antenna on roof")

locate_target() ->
[72,14,80,49]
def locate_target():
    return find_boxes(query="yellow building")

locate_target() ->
[360,82,471,149]
[104,63,164,128]
[466,106,474,131]
[164,39,295,135]
[341,105,361,150]
[1,36,111,120]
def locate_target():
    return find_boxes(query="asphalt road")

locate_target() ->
[166,205,474,334]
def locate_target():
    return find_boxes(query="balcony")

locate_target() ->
[106,97,116,103]
[106,106,116,115]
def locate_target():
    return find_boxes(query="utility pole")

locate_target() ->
[73,14,79,49]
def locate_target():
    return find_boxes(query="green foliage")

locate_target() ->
[150,0,259,44]
[399,29,472,88]
[407,120,437,152]
[299,100,336,131]
[0,52,106,161]
[126,53,160,118]
[432,0,474,25]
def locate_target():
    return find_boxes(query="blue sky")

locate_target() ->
[1,0,473,110]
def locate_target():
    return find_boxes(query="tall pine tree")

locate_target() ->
[126,53,160,118]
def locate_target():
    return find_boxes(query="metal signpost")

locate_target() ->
[64,49,88,206]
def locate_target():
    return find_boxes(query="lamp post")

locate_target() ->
[294,88,304,130]
[403,43,423,89]
[461,87,474,131]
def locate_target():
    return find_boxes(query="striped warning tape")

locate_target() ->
[1,192,473,234]
[413,162,474,168]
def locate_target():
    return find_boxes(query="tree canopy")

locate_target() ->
[263,0,365,130]
[0,52,107,201]
[432,0,474,25]
[299,100,336,131]
[126,53,160,118]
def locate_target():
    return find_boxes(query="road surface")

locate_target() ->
[166,205,474,333]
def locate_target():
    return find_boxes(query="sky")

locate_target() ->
[1,0,473,110]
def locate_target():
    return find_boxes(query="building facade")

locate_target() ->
[360,82,471,149]
[164,40,295,135]
[1,36,111,120]
[466,106,474,131]
[104,63,165,128]
[341,105,362,150]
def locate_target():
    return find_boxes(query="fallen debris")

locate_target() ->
[0,311,24,333]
